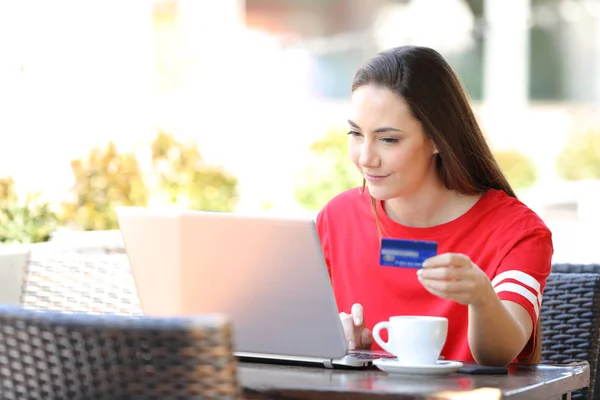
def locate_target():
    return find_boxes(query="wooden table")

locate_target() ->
[239,361,589,400]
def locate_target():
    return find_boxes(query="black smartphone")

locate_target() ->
[457,364,509,375]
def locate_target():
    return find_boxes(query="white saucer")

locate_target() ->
[373,359,463,376]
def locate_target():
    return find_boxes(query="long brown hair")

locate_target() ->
[352,46,515,201]
[350,47,543,363]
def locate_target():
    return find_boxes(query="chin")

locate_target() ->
[364,185,399,201]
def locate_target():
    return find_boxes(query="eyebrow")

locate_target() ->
[347,119,402,133]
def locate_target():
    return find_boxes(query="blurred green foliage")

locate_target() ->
[493,150,538,190]
[61,142,149,230]
[3,131,239,239]
[0,176,17,202]
[151,131,239,211]
[557,129,600,180]
[294,128,359,211]
[0,176,58,243]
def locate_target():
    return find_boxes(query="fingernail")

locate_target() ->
[349,340,356,350]
[422,261,430,268]
[417,270,423,278]
[354,316,362,325]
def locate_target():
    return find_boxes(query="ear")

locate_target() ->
[428,138,439,155]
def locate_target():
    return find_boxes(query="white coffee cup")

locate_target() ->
[0,247,29,305]
[372,316,448,366]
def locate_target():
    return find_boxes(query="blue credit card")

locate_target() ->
[380,238,438,268]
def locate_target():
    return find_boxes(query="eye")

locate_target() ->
[381,137,399,144]
[347,130,362,137]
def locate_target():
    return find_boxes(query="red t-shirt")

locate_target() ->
[316,187,553,362]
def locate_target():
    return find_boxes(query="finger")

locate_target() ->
[419,277,471,294]
[423,253,471,268]
[361,328,373,348]
[351,303,364,326]
[339,312,357,350]
[422,286,470,305]
[418,266,463,280]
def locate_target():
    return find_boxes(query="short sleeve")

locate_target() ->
[316,208,332,277]
[491,227,553,357]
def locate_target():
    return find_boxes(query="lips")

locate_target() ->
[364,173,391,183]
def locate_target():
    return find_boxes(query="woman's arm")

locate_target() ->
[418,253,535,366]
[468,290,533,366]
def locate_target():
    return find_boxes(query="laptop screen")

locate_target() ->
[117,207,348,359]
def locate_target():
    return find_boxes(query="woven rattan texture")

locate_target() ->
[0,306,240,399]
[21,250,142,315]
[540,272,600,400]
[552,263,600,275]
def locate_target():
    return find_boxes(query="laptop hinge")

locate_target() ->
[323,359,334,369]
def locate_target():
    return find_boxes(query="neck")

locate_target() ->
[384,182,482,228]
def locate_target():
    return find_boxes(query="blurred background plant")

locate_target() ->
[294,128,359,211]
[493,149,538,191]
[60,142,149,231]
[0,176,58,243]
[1,131,240,241]
[556,129,600,181]
[2,0,600,262]
[150,130,239,212]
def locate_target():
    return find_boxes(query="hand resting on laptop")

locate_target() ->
[339,303,372,350]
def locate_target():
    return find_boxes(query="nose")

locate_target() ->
[358,141,380,169]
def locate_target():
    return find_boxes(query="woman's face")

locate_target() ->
[348,85,438,200]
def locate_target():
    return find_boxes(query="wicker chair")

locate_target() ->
[0,305,240,399]
[21,249,142,315]
[552,263,600,275]
[540,270,600,400]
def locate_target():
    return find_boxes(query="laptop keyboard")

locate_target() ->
[348,351,396,360]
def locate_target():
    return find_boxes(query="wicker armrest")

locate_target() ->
[541,272,600,400]
[552,263,600,275]
[0,306,240,399]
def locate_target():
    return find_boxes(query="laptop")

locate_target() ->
[115,206,391,368]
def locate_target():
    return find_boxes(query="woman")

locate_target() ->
[316,46,553,367]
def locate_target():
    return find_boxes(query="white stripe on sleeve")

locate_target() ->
[492,270,542,309]
[494,282,540,319]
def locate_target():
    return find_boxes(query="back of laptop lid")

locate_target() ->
[116,207,185,316]
[117,207,347,360]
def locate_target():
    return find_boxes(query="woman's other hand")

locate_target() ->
[339,303,373,350]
